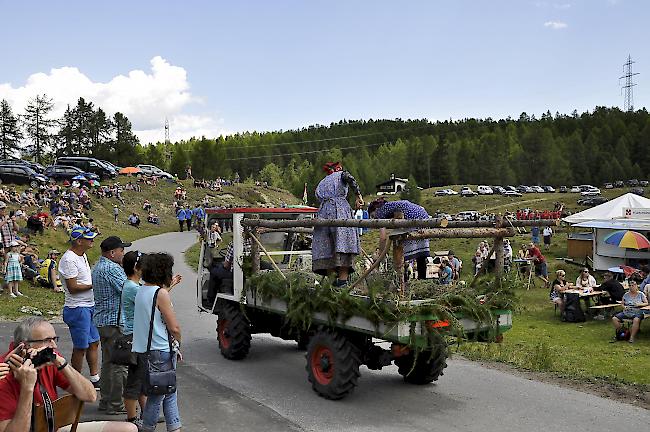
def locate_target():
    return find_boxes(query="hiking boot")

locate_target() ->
[92,378,101,390]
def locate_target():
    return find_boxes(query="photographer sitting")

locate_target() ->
[0,317,136,432]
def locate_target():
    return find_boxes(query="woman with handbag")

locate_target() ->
[132,253,183,432]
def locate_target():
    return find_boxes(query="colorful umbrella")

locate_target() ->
[72,175,87,180]
[604,230,650,249]
[119,166,141,175]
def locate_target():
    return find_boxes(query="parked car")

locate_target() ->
[0,158,45,174]
[504,185,517,192]
[136,164,173,179]
[56,156,116,179]
[570,186,581,193]
[100,160,122,173]
[604,183,614,189]
[477,185,494,195]
[614,180,625,188]
[45,165,100,183]
[640,180,649,187]
[628,179,639,187]
[434,189,457,196]
[456,210,479,221]
[517,185,532,193]
[577,196,608,206]
[503,190,522,197]
[531,186,545,193]
[580,187,601,196]
[559,186,568,193]
[491,186,506,195]
[0,164,48,187]
[460,186,477,197]
[631,187,645,196]
[543,186,556,193]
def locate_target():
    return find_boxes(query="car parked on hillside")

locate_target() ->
[504,185,517,192]
[628,179,639,187]
[503,190,522,197]
[0,158,46,174]
[100,160,122,173]
[631,187,645,196]
[604,183,614,189]
[56,156,116,179]
[577,196,608,206]
[0,164,49,187]
[517,185,533,193]
[543,186,555,193]
[581,187,601,196]
[640,180,649,187]
[492,186,506,195]
[477,185,493,195]
[460,186,478,197]
[559,186,568,193]
[434,189,457,196]
[614,180,625,188]
[530,186,545,193]
[44,165,100,183]
[136,164,173,179]
[456,210,479,221]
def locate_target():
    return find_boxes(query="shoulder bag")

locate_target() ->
[143,288,177,396]
[110,283,137,366]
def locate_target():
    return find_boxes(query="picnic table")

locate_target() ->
[562,290,609,318]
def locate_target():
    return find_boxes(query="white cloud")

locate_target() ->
[544,21,568,29]
[0,56,227,144]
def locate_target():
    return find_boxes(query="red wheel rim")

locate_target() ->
[310,345,334,385]
[217,319,231,349]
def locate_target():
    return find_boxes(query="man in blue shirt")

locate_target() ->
[176,207,186,232]
[193,204,205,233]
[92,235,131,414]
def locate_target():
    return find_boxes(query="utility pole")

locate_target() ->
[164,118,171,164]
[620,55,640,112]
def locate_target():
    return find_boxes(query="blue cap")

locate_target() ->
[70,227,98,241]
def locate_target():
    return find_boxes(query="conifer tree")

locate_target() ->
[0,99,23,159]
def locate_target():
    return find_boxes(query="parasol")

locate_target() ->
[604,230,650,250]
[119,166,141,175]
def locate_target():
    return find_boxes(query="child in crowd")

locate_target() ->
[113,204,120,222]
[4,241,24,297]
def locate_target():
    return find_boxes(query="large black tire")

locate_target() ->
[305,328,361,400]
[216,302,251,360]
[395,344,448,385]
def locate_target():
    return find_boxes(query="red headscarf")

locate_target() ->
[323,161,342,175]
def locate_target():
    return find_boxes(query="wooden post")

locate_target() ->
[494,215,504,279]
[250,229,260,273]
[392,212,405,296]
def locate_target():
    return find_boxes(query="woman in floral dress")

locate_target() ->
[312,162,364,286]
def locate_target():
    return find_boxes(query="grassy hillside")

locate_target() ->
[0,178,299,320]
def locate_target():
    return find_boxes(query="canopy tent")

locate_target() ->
[563,193,650,224]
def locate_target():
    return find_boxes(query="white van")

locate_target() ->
[477,185,493,195]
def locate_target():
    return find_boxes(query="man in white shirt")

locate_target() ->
[58,226,101,389]
[542,226,553,250]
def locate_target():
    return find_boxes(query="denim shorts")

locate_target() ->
[615,310,645,321]
[63,306,100,349]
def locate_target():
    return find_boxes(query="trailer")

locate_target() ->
[197,207,514,400]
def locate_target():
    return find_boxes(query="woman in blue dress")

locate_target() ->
[368,198,431,280]
[312,162,364,286]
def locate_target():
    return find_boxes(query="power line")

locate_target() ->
[223,123,435,149]
[225,140,392,161]
[620,55,640,112]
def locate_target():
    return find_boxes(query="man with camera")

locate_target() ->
[0,317,136,432]
[0,201,19,251]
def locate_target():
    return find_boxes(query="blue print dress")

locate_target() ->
[374,200,431,261]
[312,171,361,275]
[5,252,23,282]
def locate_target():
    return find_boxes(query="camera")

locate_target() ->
[29,347,56,367]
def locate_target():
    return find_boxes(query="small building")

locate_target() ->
[564,193,650,270]
[376,174,408,195]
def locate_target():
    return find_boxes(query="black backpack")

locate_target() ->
[562,293,586,323]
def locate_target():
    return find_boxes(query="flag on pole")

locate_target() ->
[302,183,308,205]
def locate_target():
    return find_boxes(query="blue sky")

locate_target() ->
[0,0,646,143]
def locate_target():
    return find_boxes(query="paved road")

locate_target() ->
[130,231,649,432]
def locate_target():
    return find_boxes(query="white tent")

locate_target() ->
[563,193,650,224]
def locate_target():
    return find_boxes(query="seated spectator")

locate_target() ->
[142,199,151,212]
[127,212,141,228]
[0,317,137,431]
[439,259,453,284]
[600,271,625,303]
[638,265,650,298]
[612,280,648,343]
[38,249,63,291]
[550,269,572,313]
[26,212,44,235]
[575,268,597,292]
[146,211,160,225]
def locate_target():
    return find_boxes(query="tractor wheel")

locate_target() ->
[305,328,360,400]
[216,303,251,360]
[395,343,448,385]
[295,332,310,350]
